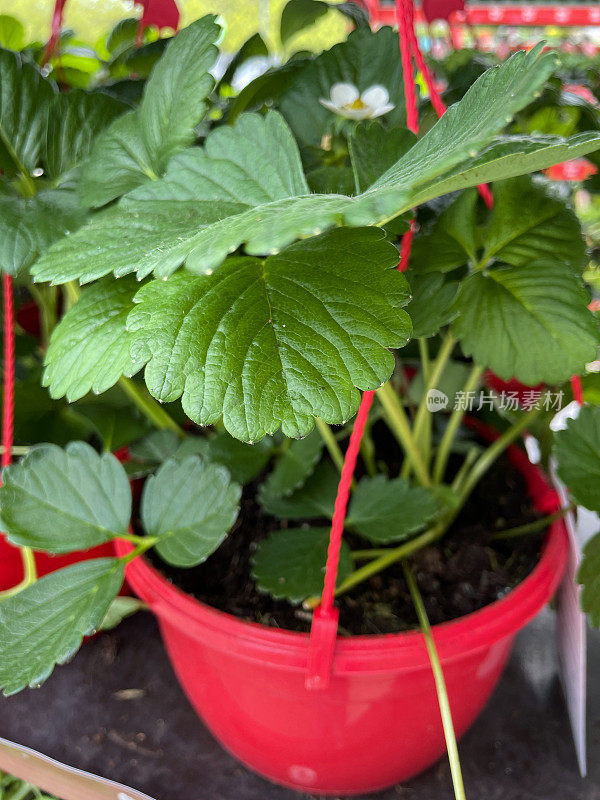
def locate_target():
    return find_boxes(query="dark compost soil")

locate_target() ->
[146,427,547,635]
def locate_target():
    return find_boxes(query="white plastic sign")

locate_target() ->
[0,737,157,800]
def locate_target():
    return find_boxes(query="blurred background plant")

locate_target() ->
[0,771,55,800]
[0,0,347,52]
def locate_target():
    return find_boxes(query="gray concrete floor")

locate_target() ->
[1,608,599,800]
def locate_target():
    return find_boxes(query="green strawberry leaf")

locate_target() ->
[280,0,329,46]
[554,405,600,513]
[258,461,338,519]
[577,531,600,627]
[99,596,146,631]
[0,189,86,277]
[130,429,180,463]
[0,15,25,51]
[452,261,600,385]
[346,475,438,543]
[45,90,129,185]
[176,431,274,484]
[0,442,131,552]
[0,48,55,178]
[142,456,241,567]
[411,132,600,208]
[43,275,140,402]
[127,227,411,441]
[407,272,459,338]
[79,15,221,207]
[251,527,353,603]
[480,175,586,271]
[410,189,479,273]
[0,559,124,695]
[259,430,323,499]
[32,48,599,286]
[349,122,417,192]
[279,26,407,147]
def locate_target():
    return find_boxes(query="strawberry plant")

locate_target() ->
[1,13,600,700]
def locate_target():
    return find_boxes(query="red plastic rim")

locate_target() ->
[115,437,568,676]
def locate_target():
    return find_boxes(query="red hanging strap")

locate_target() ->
[306,391,374,689]
[42,0,67,66]
[2,274,15,470]
[306,0,421,690]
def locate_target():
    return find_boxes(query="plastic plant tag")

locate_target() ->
[549,400,587,778]
[0,737,157,800]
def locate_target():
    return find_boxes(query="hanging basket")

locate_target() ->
[115,435,567,795]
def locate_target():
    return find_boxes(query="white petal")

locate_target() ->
[330,82,359,106]
[319,99,340,113]
[370,103,395,118]
[360,85,390,109]
[341,106,373,120]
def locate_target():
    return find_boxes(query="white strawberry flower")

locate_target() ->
[319,82,395,120]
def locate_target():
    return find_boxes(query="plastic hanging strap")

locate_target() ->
[2,274,15,471]
[305,0,419,691]
[42,0,67,66]
[306,391,374,689]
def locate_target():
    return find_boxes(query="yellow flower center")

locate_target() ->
[346,98,367,110]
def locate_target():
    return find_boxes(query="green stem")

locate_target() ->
[0,445,30,456]
[0,547,37,601]
[455,405,543,516]
[402,335,455,479]
[433,364,485,484]
[350,548,392,560]
[419,338,431,383]
[376,382,432,487]
[304,524,444,609]
[29,285,58,347]
[118,377,185,439]
[450,445,479,494]
[403,562,467,800]
[119,536,159,563]
[360,414,378,478]
[117,531,157,545]
[492,506,571,540]
[315,417,345,474]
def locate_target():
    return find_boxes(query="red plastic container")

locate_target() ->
[116,444,567,795]
[0,537,116,592]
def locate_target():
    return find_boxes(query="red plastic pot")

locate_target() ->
[0,537,117,592]
[116,442,567,795]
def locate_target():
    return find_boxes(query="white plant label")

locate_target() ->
[0,737,158,800]
[550,401,588,777]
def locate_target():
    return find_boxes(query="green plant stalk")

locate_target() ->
[450,446,479,494]
[376,382,432,487]
[492,506,572,540]
[0,446,30,456]
[403,562,467,800]
[359,414,378,478]
[119,535,159,564]
[28,285,58,348]
[304,524,444,608]
[433,364,485,484]
[350,548,392,560]
[315,417,346,474]
[118,377,185,439]
[455,404,543,516]
[412,334,456,452]
[419,338,431,383]
[0,547,37,601]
